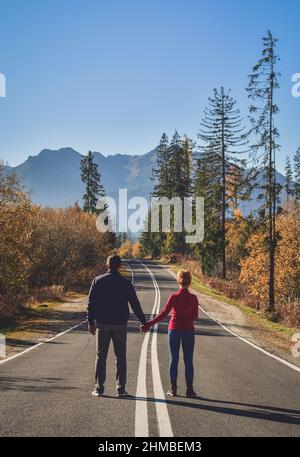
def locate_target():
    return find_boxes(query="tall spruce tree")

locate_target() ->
[80,151,105,214]
[152,133,171,197]
[284,157,293,202]
[141,131,194,257]
[246,30,280,312]
[197,87,247,279]
[181,134,194,198]
[294,147,300,202]
[168,131,194,253]
[194,143,223,275]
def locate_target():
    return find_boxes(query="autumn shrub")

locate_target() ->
[118,240,134,258]
[132,241,141,258]
[0,163,115,318]
[0,165,35,316]
[240,203,300,323]
[207,276,245,300]
[28,206,114,290]
[26,285,66,308]
[226,211,251,274]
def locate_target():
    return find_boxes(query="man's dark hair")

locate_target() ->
[106,254,122,271]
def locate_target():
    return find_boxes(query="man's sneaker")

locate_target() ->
[92,387,104,397]
[117,390,130,398]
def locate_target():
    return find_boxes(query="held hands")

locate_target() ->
[88,324,97,336]
[140,322,151,333]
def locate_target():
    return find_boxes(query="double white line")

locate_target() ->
[130,261,173,437]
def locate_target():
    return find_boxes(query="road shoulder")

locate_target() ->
[0,294,87,360]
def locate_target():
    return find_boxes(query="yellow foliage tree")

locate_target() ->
[132,241,141,258]
[0,164,34,312]
[226,209,249,273]
[240,203,300,310]
[0,163,115,316]
[118,240,133,258]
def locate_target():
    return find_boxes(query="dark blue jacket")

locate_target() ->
[87,270,146,326]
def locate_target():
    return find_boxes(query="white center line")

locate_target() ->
[128,260,154,437]
[140,261,173,438]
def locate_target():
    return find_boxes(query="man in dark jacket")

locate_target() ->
[87,254,146,397]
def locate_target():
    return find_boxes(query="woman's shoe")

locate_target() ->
[167,382,177,397]
[186,384,197,398]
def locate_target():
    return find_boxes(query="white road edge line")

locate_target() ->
[0,320,86,366]
[161,265,300,374]
[139,261,173,438]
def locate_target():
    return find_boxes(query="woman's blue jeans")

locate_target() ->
[168,330,195,384]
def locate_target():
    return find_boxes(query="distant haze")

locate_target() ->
[5,147,289,216]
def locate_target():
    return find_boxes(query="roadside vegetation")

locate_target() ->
[0,161,115,324]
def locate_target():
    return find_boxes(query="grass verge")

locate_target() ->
[160,261,299,338]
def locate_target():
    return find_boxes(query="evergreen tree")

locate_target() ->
[168,130,185,197]
[197,87,248,278]
[294,147,300,202]
[246,30,280,312]
[181,134,194,198]
[152,133,171,197]
[141,131,194,257]
[167,131,194,253]
[284,156,293,202]
[139,210,163,259]
[80,151,105,214]
[194,145,223,275]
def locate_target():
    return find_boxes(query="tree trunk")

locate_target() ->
[221,97,227,279]
[268,59,275,312]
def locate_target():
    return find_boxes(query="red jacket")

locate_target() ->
[148,288,199,331]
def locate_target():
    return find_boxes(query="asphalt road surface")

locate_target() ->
[0,260,299,437]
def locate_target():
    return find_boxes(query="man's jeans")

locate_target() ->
[95,324,127,392]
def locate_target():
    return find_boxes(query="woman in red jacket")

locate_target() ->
[141,270,199,397]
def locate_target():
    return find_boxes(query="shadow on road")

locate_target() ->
[115,395,300,426]
[127,314,232,337]
[0,376,79,393]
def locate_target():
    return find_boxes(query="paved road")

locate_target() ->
[0,261,299,437]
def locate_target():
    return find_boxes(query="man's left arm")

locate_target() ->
[128,282,146,325]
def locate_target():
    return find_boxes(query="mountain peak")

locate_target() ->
[38,147,81,158]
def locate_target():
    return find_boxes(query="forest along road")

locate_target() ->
[0,260,299,437]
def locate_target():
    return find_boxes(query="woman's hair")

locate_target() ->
[177,270,191,287]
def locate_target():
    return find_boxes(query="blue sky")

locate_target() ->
[0,0,299,172]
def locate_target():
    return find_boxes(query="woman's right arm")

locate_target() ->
[144,295,174,329]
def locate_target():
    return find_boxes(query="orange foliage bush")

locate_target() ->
[0,163,115,317]
[240,203,300,317]
[118,240,133,258]
[132,241,141,258]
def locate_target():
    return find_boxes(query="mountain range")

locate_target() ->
[4,147,288,214]
[5,147,156,207]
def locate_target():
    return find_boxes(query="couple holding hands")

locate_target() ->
[87,255,199,398]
